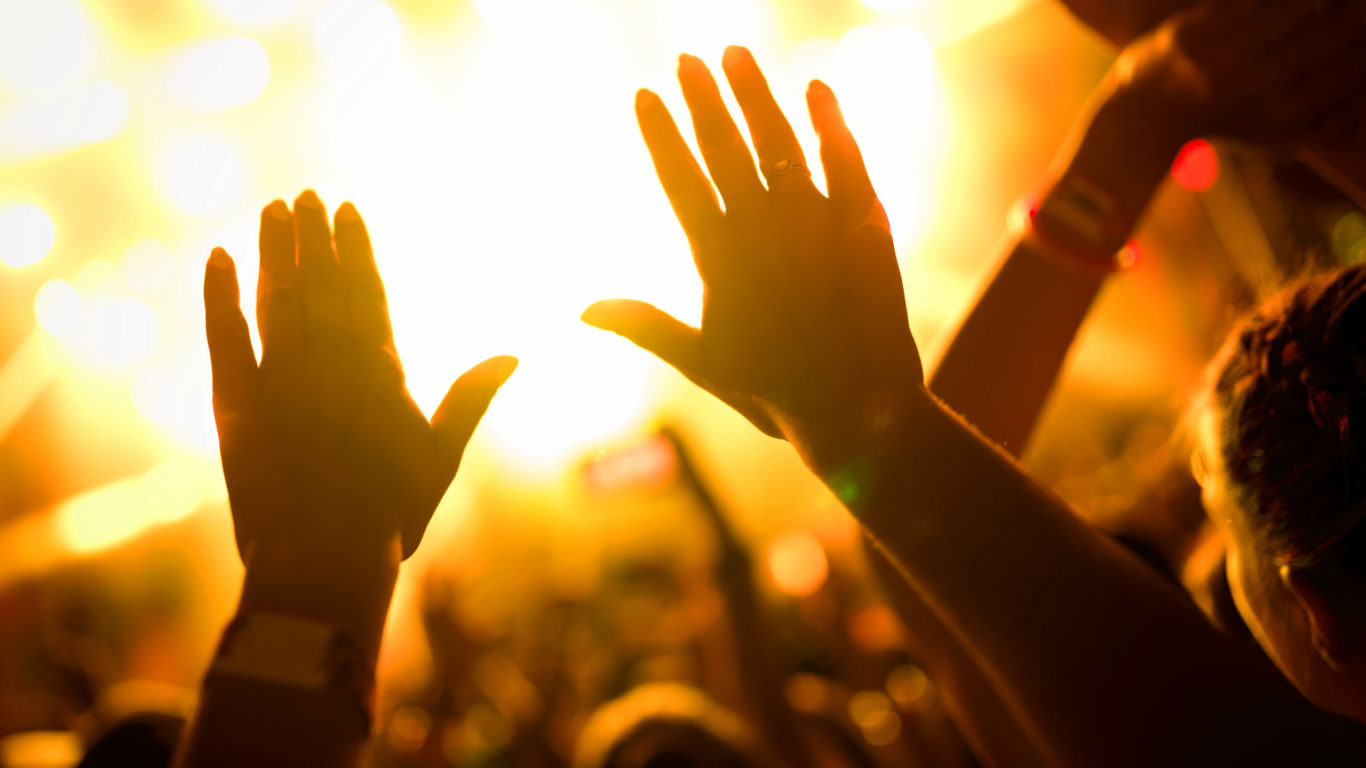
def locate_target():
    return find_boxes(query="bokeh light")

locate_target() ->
[0,203,55,268]
[157,134,249,215]
[34,265,158,370]
[766,529,829,596]
[848,689,902,746]
[33,280,81,338]
[166,37,271,110]
[0,81,129,158]
[1171,139,1219,192]
[0,0,98,92]
[204,0,307,28]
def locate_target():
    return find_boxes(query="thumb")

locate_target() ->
[581,299,702,374]
[431,355,518,479]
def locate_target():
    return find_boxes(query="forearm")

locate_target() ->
[865,543,1058,768]
[928,86,1182,455]
[175,538,400,768]
[806,394,1341,768]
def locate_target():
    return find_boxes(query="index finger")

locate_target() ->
[636,88,726,274]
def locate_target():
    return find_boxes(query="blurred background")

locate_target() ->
[1,0,1363,765]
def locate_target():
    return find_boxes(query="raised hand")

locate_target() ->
[582,48,923,468]
[203,192,516,580]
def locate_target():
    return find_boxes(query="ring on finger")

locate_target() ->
[765,157,810,182]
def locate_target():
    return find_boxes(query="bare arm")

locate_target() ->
[584,41,1362,768]
[931,1,1366,454]
[865,542,1058,768]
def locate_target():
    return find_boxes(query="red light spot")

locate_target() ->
[1118,239,1141,270]
[1172,139,1219,191]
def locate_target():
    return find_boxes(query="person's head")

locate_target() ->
[573,683,758,768]
[1199,264,1366,719]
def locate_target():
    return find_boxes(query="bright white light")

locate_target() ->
[35,266,158,368]
[314,0,402,76]
[55,460,220,554]
[660,0,767,60]
[0,0,98,91]
[863,0,923,9]
[122,240,174,296]
[0,81,129,158]
[204,0,306,27]
[34,280,81,339]
[84,298,158,367]
[0,203,55,268]
[133,361,219,455]
[166,37,271,109]
[157,135,249,215]
[832,26,948,253]
[472,0,558,26]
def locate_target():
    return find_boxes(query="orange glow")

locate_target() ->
[766,529,829,596]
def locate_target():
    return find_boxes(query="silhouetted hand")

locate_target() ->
[204,192,516,574]
[1111,0,1366,146]
[583,48,922,467]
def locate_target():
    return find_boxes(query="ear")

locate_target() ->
[1280,565,1363,668]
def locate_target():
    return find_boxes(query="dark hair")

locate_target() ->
[1208,265,1366,571]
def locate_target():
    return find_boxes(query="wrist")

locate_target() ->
[786,384,936,507]
[238,533,401,664]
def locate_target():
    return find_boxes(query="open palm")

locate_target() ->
[583,48,922,457]
[204,192,516,565]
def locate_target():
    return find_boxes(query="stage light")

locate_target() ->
[832,25,948,253]
[848,690,901,746]
[0,81,129,158]
[886,664,933,711]
[0,0,97,92]
[132,361,219,455]
[863,0,923,9]
[314,0,402,74]
[54,460,220,554]
[0,203,55,268]
[204,0,306,28]
[166,37,271,110]
[1172,139,1219,192]
[157,134,249,215]
[121,240,174,296]
[660,0,767,60]
[34,280,80,339]
[83,297,158,368]
[767,529,829,597]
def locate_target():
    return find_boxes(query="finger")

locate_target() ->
[430,355,519,482]
[677,53,766,211]
[204,248,257,413]
[293,190,348,343]
[807,80,888,229]
[581,299,703,374]
[334,202,394,351]
[636,89,725,263]
[721,46,813,192]
[256,200,304,357]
